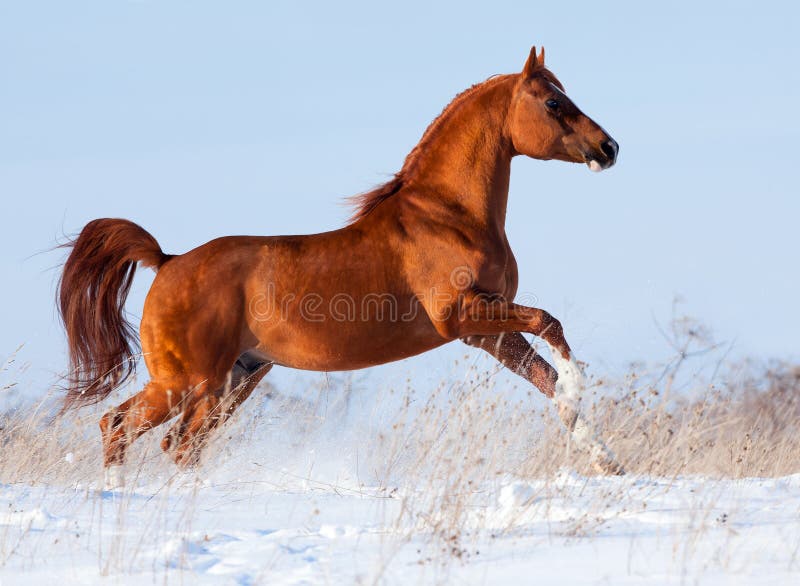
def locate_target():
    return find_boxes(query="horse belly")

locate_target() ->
[250,310,446,371]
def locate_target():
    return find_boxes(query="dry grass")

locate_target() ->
[1,314,799,574]
[2,332,799,488]
[587,358,800,478]
[357,315,800,557]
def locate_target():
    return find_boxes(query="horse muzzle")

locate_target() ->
[585,137,619,172]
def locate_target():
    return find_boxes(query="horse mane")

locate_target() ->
[346,174,405,223]
[346,74,516,223]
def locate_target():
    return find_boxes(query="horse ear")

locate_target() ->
[523,46,544,77]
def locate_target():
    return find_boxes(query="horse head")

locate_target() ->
[509,46,618,172]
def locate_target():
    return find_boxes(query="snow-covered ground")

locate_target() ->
[3,359,800,585]
[3,469,799,584]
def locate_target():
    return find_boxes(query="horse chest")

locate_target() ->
[466,240,519,299]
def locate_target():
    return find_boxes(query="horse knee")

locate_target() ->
[534,313,571,358]
[536,311,562,338]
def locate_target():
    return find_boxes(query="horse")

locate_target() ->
[58,47,623,488]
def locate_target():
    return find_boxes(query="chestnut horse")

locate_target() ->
[59,47,622,487]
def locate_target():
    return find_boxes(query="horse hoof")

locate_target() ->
[160,434,174,453]
[593,459,625,476]
[172,445,202,469]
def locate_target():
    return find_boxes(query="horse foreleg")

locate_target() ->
[161,356,272,466]
[444,303,624,475]
[463,332,558,396]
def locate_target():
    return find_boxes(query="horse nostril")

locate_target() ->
[600,140,617,161]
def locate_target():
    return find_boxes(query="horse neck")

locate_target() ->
[403,75,516,232]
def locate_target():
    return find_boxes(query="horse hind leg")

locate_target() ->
[161,352,273,467]
[99,379,188,488]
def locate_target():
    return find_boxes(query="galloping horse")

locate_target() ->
[59,47,623,487]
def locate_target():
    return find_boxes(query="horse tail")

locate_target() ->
[58,218,173,410]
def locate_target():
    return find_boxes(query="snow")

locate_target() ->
[2,470,799,584]
[3,361,799,584]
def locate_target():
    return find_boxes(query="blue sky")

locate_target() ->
[1,1,798,394]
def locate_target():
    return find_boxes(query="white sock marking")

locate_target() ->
[547,346,584,413]
[104,465,125,490]
[545,343,621,470]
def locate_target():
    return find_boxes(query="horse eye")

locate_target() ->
[545,99,559,110]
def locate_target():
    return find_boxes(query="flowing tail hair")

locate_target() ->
[58,218,172,410]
